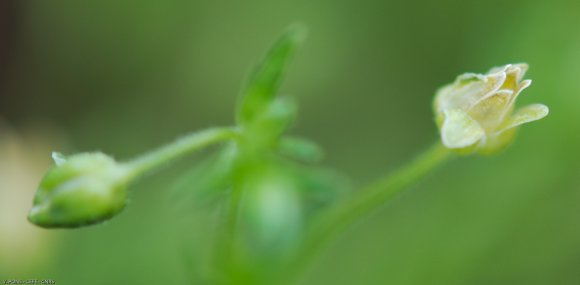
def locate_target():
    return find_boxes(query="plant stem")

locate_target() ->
[285,142,453,283]
[124,127,239,179]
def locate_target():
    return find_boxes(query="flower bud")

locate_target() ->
[434,63,549,154]
[28,152,131,228]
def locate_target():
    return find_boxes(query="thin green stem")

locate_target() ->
[216,184,245,285]
[284,142,453,283]
[124,127,239,179]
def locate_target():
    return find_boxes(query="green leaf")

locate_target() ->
[241,96,298,149]
[276,137,324,163]
[236,24,307,126]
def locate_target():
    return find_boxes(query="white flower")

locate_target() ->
[434,63,549,154]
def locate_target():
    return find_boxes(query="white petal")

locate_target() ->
[499,104,549,132]
[441,109,485,149]
[487,64,511,74]
[434,71,506,113]
[469,89,513,132]
[510,63,529,82]
[510,79,532,103]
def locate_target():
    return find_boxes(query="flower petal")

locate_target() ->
[511,63,529,82]
[507,79,531,106]
[498,104,549,132]
[468,89,513,132]
[496,79,532,124]
[434,71,506,114]
[441,109,485,149]
[487,64,511,74]
[498,63,529,90]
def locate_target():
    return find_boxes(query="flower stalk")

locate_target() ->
[125,127,240,179]
[28,127,239,228]
[282,142,453,284]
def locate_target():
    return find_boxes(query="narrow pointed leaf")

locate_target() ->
[237,24,307,126]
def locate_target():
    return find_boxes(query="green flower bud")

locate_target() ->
[434,63,549,154]
[28,152,132,228]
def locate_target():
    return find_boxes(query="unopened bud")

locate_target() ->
[28,152,131,228]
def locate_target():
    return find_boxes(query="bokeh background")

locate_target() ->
[1,0,580,284]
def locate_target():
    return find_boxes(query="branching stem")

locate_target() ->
[125,127,239,179]
[284,142,453,283]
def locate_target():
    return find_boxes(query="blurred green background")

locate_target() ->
[1,0,579,284]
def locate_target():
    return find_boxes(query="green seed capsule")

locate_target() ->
[242,166,302,255]
[28,152,131,228]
